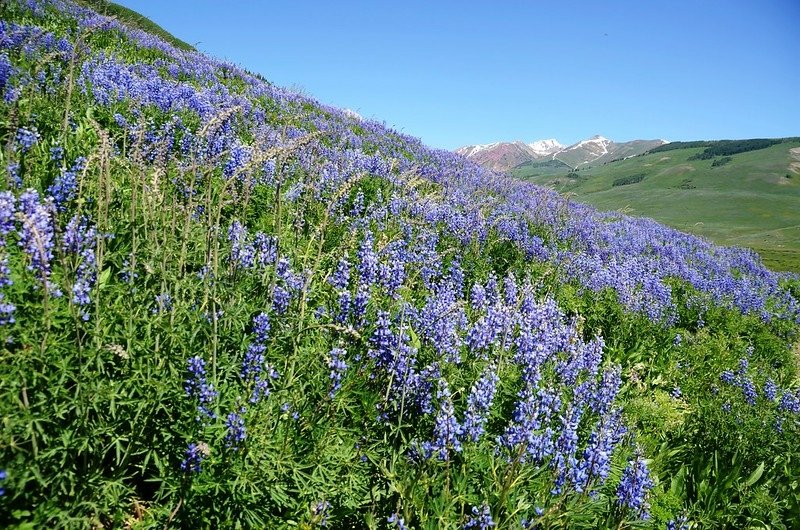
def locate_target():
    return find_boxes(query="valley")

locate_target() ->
[511,139,800,272]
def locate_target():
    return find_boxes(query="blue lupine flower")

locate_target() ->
[462,364,499,442]
[357,231,378,285]
[327,347,347,398]
[62,215,97,319]
[503,271,518,306]
[666,514,689,530]
[241,313,277,404]
[251,312,270,342]
[181,442,209,473]
[778,391,799,414]
[329,257,351,290]
[464,503,495,529]
[0,191,15,289]
[551,404,584,494]
[573,410,626,493]
[763,378,778,401]
[470,282,487,312]
[48,156,86,211]
[335,290,351,324]
[0,53,15,94]
[254,232,277,267]
[422,380,462,461]
[0,191,17,242]
[0,294,15,325]
[152,292,172,313]
[6,162,21,188]
[387,513,408,530]
[353,285,369,327]
[18,189,55,286]
[228,220,255,269]
[741,377,757,405]
[225,410,246,448]
[272,285,290,314]
[49,145,64,162]
[311,500,331,527]
[15,127,39,152]
[616,451,654,519]
[185,355,217,420]
[499,385,560,464]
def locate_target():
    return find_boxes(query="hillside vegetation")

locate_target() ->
[0,1,799,529]
[513,140,800,273]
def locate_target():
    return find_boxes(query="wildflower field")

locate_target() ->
[0,1,799,528]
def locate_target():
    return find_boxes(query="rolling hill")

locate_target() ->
[0,1,799,528]
[512,138,800,272]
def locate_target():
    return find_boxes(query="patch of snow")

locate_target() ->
[459,142,501,158]
[527,139,563,156]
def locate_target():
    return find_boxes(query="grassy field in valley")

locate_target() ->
[513,141,800,272]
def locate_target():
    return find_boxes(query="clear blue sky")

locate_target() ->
[119,0,799,150]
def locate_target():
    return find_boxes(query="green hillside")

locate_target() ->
[1,1,800,529]
[74,0,195,51]
[512,139,800,272]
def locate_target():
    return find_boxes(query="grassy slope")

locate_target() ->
[513,141,800,272]
[1,2,800,528]
[73,0,195,51]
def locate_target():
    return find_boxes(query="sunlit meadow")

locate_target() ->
[0,1,799,528]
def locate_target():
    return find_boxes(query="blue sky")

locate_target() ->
[119,0,800,150]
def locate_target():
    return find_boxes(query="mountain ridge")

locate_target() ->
[456,135,667,172]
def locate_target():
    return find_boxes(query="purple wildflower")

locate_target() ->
[763,378,778,401]
[462,364,499,442]
[225,410,246,448]
[181,442,209,473]
[311,500,331,527]
[17,189,55,286]
[228,220,255,269]
[327,347,347,398]
[15,127,39,153]
[152,292,172,313]
[241,313,277,404]
[329,257,351,290]
[464,503,495,529]
[616,450,654,519]
[272,285,290,314]
[387,513,408,530]
[185,355,217,420]
[357,231,378,285]
[48,156,86,211]
[422,380,462,461]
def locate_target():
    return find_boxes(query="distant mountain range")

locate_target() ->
[456,135,667,172]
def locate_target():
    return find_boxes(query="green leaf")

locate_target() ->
[745,462,765,487]
[97,267,112,288]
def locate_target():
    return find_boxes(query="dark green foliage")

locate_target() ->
[710,156,732,168]
[687,139,784,160]
[649,141,719,153]
[612,173,646,187]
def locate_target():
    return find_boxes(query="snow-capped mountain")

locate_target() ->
[454,141,541,172]
[527,139,563,157]
[456,135,667,172]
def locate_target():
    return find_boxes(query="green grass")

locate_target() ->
[513,140,800,272]
[73,0,196,51]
